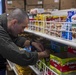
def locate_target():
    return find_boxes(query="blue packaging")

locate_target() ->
[68,11,75,18]
[23,46,31,52]
[62,18,72,40]
[61,10,75,40]
[50,41,68,53]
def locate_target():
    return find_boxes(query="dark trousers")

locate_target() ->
[0,69,6,75]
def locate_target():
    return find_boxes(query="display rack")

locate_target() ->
[24,29,76,48]
[7,9,76,74]
[7,60,20,75]
[29,60,58,75]
[29,65,42,75]
[7,60,58,75]
[24,20,76,48]
[24,20,76,74]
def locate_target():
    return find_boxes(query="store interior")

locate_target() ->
[0,0,76,75]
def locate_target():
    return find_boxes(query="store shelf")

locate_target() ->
[7,59,58,75]
[12,66,19,75]
[7,60,22,75]
[29,60,58,75]
[29,65,43,75]
[24,29,76,48]
[7,60,14,70]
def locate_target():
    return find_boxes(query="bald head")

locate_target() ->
[7,8,29,24]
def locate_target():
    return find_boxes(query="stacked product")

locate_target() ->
[28,13,67,35]
[68,47,76,54]
[50,52,76,75]
[62,10,76,40]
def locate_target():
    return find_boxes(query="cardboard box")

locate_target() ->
[26,0,42,5]
[7,0,24,9]
[60,0,76,9]
[26,5,42,12]
[50,52,76,72]
[44,4,59,9]
[7,8,24,14]
[44,0,59,5]
[44,0,54,5]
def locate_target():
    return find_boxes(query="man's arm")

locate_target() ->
[0,27,50,66]
[0,26,38,66]
[12,36,28,48]
[13,36,44,51]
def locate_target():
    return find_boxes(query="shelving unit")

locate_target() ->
[7,60,21,75]
[7,8,76,75]
[29,66,42,75]
[29,60,58,75]
[24,29,76,48]
[7,60,59,75]
[7,60,41,75]
[7,23,76,75]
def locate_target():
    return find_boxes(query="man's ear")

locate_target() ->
[10,19,18,26]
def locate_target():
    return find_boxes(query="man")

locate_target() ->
[0,8,50,74]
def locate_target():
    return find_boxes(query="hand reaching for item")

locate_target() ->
[38,49,51,59]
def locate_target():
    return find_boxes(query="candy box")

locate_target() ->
[50,65,76,75]
[68,47,76,54]
[50,52,76,72]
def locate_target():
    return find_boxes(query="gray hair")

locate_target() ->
[7,8,29,24]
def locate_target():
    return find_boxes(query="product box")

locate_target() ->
[68,47,76,54]
[7,0,24,8]
[50,65,76,75]
[43,69,55,75]
[60,0,76,9]
[61,10,76,40]
[50,41,68,53]
[68,11,75,19]
[50,52,76,72]
[61,18,72,40]
[26,0,41,5]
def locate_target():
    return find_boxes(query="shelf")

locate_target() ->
[7,57,58,75]
[29,60,58,75]
[24,29,76,48]
[29,65,43,75]
[12,66,19,75]
[7,60,23,75]
[7,60,14,70]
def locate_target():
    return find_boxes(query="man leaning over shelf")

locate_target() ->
[0,8,50,75]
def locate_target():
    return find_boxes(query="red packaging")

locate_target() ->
[50,60,76,72]
[68,47,76,54]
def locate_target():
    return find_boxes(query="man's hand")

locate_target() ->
[24,40,44,52]
[24,40,30,47]
[32,42,44,52]
[38,49,51,59]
